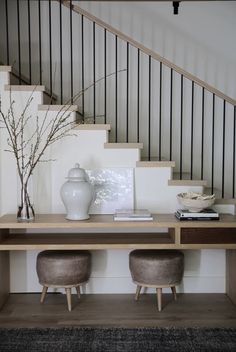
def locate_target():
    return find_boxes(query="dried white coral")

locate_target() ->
[179,192,215,200]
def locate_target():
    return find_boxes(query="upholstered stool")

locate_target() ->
[129,250,184,311]
[36,250,91,311]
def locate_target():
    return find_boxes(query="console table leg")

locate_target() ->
[0,250,9,309]
[226,249,236,305]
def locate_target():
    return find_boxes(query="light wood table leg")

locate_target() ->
[226,249,236,305]
[171,286,177,301]
[135,285,142,301]
[65,288,72,311]
[76,286,81,300]
[0,230,10,310]
[156,288,162,312]
[40,286,48,303]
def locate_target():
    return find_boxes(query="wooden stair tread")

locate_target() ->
[136,161,175,167]
[75,124,111,131]
[169,173,207,186]
[38,104,78,112]
[104,143,143,149]
[0,66,11,72]
[168,179,207,186]
[4,84,45,92]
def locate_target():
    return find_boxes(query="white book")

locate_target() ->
[114,216,153,221]
[115,209,151,218]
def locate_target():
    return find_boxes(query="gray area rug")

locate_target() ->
[0,327,236,352]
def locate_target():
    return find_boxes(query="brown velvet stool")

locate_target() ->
[36,250,91,311]
[129,250,184,311]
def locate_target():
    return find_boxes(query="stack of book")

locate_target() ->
[114,209,153,221]
[175,208,219,221]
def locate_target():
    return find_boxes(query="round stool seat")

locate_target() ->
[36,250,91,286]
[129,249,184,286]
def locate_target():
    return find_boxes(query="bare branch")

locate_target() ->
[0,69,126,200]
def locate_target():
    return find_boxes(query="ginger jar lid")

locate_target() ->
[66,163,87,181]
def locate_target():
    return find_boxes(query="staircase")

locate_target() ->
[0,65,209,216]
[0,0,236,203]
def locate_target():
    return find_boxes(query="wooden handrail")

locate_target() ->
[62,0,236,106]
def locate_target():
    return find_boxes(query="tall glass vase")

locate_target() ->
[17,179,35,222]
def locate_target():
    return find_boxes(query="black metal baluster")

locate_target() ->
[148,55,151,160]
[211,94,215,195]
[190,81,194,179]
[137,49,140,143]
[5,0,9,65]
[27,0,31,84]
[59,0,63,104]
[115,35,118,141]
[169,68,173,161]
[159,62,162,161]
[16,0,21,84]
[201,87,205,180]
[38,0,42,85]
[222,100,226,198]
[233,106,236,198]
[93,21,96,124]
[49,0,52,97]
[104,29,107,124]
[126,42,129,142]
[81,15,84,119]
[180,74,183,179]
[70,0,73,104]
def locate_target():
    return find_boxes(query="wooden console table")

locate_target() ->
[0,213,236,309]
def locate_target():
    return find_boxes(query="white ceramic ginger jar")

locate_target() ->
[60,163,94,220]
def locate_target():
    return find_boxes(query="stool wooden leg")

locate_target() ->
[40,286,48,304]
[135,285,142,301]
[76,286,81,300]
[156,288,162,312]
[171,286,177,301]
[65,288,72,311]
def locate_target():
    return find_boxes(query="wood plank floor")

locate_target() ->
[0,293,236,328]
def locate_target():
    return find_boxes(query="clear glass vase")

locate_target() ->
[17,180,35,222]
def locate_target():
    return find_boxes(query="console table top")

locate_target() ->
[0,213,236,229]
